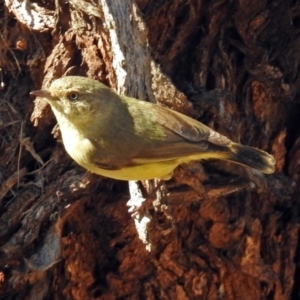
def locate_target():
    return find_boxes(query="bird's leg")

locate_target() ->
[127,179,168,219]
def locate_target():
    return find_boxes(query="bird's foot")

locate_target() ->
[127,179,168,219]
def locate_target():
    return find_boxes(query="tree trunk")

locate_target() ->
[0,0,299,299]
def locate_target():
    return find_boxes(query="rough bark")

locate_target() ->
[0,0,299,299]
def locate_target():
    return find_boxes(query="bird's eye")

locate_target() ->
[68,92,78,101]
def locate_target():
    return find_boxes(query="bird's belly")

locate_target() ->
[81,160,178,181]
[61,129,177,180]
[87,152,226,181]
[61,126,217,181]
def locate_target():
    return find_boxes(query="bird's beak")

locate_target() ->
[30,89,58,102]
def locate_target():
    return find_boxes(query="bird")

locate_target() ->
[30,76,276,181]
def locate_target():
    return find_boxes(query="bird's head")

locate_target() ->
[31,76,112,123]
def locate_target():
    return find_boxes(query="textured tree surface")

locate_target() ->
[0,0,299,299]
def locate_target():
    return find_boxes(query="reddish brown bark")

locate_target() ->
[0,0,299,299]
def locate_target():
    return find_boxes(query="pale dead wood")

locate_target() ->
[4,0,55,31]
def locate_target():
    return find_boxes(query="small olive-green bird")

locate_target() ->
[31,76,275,181]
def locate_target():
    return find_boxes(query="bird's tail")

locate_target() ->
[224,143,275,174]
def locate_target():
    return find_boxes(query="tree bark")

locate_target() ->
[0,0,299,299]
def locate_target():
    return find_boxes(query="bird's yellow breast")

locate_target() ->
[56,111,176,180]
[81,160,178,181]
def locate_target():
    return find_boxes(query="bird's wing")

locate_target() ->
[90,102,232,169]
[130,104,232,163]
[147,104,231,145]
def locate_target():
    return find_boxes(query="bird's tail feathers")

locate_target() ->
[224,143,275,174]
